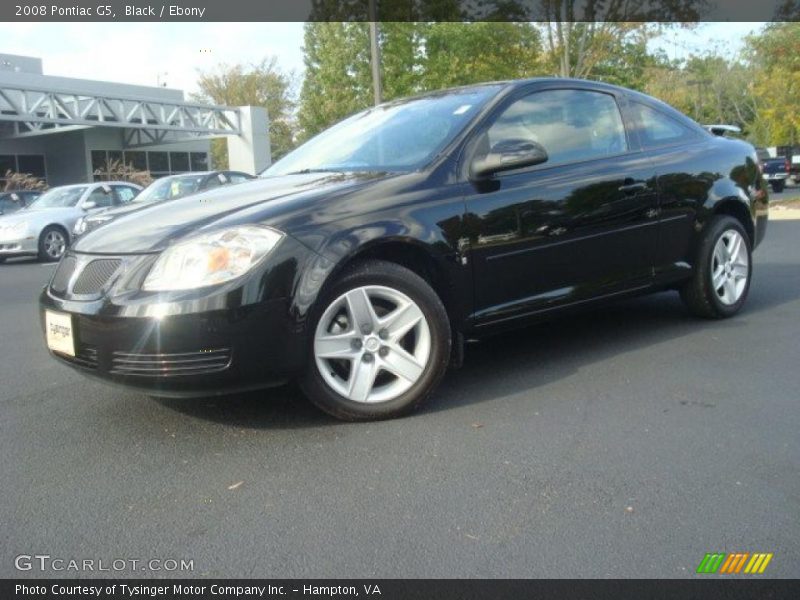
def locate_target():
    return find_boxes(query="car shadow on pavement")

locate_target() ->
[1,257,44,266]
[149,260,800,428]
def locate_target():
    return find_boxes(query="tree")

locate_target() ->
[420,22,542,89]
[193,57,296,166]
[644,53,758,129]
[297,22,543,139]
[297,22,373,142]
[745,23,800,146]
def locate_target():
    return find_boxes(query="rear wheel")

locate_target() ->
[679,215,752,319]
[770,180,785,193]
[300,260,451,421]
[38,226,68,262]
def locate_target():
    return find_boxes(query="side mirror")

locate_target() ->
[82,200,97,210]
[471,139,548,179]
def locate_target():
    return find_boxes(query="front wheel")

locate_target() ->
[300,260,451,421]
[680,215,752,319]
[38,226,68,262]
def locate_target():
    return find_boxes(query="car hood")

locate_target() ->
[73,171,401,254]
[87,201,155,221]
[0,206,80,227]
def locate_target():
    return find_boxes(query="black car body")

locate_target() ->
[0,190,41,215]
[40,79,768,420]
[72,171,255,238]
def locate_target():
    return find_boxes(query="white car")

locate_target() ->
[0,181,141,263]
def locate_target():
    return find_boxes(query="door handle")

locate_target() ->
[619,181,647,194]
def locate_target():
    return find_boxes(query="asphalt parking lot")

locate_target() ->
[1,221,798,579]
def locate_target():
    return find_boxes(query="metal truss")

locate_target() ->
[0,82,241,144]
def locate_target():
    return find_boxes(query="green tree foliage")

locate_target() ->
[297,22,373,142]
[420,23,541,89]
[297,22,541,139]
[193,57,296,166]
[746,22,800,146]
[644,53,757,130]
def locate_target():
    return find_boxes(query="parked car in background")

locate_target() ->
[40,78,768,421]
[0,181,141,263]
[73,171,254,238]
[756,147,790,193]
[0,190,42,216]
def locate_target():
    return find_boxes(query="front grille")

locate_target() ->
[72,259,121,295]
[58,345,98,370]
[51,255,77,293]
[110,349,231,377]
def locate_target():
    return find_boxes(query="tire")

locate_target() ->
[770,180,785,193]
[38,225,68,262]
[0,257,6,264]
[299,259,451,421]
[679,215,752,319]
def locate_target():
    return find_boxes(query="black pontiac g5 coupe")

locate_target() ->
[40,79,768,421]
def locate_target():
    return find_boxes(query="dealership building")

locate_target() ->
[0,53,269,186]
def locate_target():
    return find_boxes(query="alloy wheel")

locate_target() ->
[44,230,66,259]
[314,285,432,403]
[711,229,749,305]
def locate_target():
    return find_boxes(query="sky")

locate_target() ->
[1,22,765,97]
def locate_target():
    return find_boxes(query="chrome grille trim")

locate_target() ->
[110,349,231,377]
[50,255,77,293]
[72,259,122,295]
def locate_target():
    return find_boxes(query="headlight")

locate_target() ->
[0,221,28,239]
[142,225,284,291]
[81,215,112,233]
[73,217,86,235]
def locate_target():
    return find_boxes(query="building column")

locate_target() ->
[226,106,270,175]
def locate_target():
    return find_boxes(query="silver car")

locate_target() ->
[0,181,141,263]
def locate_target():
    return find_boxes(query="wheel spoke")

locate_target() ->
[712,266,726,290]
[728,234,742,263]
[713,241,727,266]
[348,359,379,402]
[381,346,424,383]
[315,333,359,359]
[346,288,377,331]
[381,302,424,342]
[732,263,748,280]
[723,277,737,303]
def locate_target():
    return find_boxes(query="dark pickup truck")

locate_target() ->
[757,147,790,192]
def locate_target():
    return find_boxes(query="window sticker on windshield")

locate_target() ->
[453,105,472,115]
[170,181,181,196]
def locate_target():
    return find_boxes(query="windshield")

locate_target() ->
[133,174,206,204]
[28,187,87,209]
[264,85,503,176]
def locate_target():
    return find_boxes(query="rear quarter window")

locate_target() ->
[630,102,701,149]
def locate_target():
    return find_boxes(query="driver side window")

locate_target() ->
[483,89,628,167]
[85,187,114,208]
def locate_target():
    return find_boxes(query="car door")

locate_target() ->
[463,86,659,326]
[623,100,712,281]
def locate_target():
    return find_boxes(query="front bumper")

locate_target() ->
[0,237,38,256]
[38,239,316,397]
[40,290,306,397]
